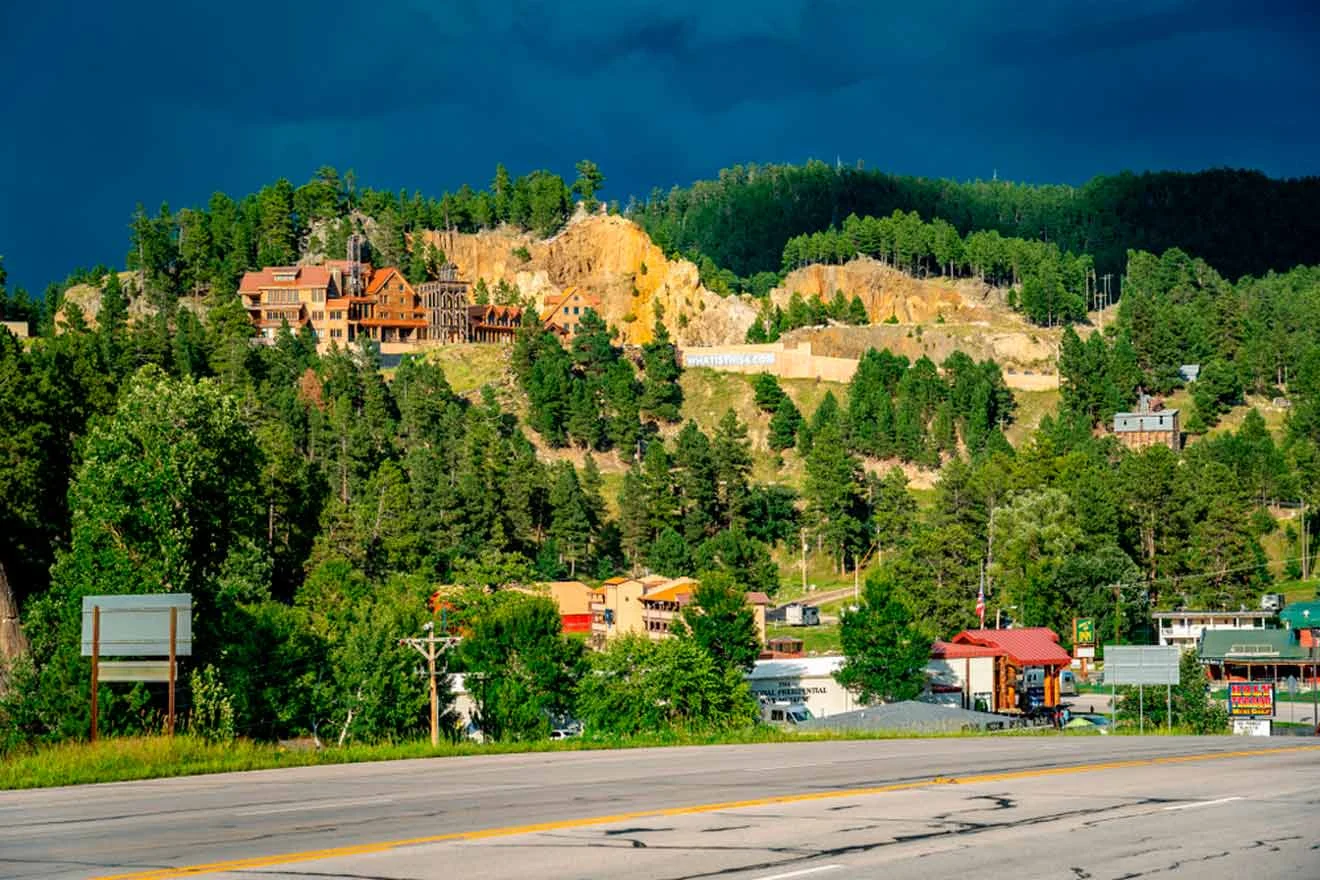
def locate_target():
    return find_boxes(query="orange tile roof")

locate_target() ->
[238,266,331,293]
[641,577,698,603]
[366,267,407,296]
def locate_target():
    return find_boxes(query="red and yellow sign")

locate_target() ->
[1227,681,1275,717]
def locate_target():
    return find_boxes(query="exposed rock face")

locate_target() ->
[54,272,205,331]
[422,215,757,346]
[0,561,27,695]
[773,257,1001,324]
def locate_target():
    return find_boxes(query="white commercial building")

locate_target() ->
[745,655,864,718]
[1152,611,1273,651]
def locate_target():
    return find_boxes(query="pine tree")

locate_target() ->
[641,441,678,537]
[564,380,598,449]
[672,421,717,543]
[639,320,683,422]
[769,395,802,451]
[753,372,786,412]
[572,160,605,212]
[492,164,513,224]
[847,295,869,325]
[803,419,866,572]
[548,463,592,576]
[570,309,617,377]
[711,410,753,527]
[617,464,650,565]
[602,359,641,455]
[647,526,693,576]
[94,271,124,331]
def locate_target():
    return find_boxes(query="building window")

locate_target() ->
[312,311,325,321]
[313,289,326,303]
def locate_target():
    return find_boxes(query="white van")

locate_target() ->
[763,701,814,726]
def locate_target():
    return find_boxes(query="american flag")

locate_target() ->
[975,563,986,627]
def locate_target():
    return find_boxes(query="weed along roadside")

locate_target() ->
[1,726,1111,791]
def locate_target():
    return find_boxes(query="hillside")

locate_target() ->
[422,213,758,347]
[632,162,1320,284]
[52,272,189,330]
[772,258,1002,324]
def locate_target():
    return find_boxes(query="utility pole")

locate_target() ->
[1303,501,1309,581]
[400,621,460,747]
[1113,583,1122,645]
[800,528,808,595]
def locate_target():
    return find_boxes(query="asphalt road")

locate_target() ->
[2,736,1318,880]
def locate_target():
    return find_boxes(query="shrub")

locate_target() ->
[512,246,531,262]
[189,665,236,743]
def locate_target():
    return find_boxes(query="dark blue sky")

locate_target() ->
[2,0,1318,292]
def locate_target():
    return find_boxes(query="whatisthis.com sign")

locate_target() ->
[1227,681,1275,717]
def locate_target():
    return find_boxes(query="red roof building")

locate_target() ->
[931,640,1004,660]
[936,628,1072,713]
[950,628,1072,666]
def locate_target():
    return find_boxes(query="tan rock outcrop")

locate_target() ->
[773,257,1000,324]
[422,215,757,346]
[54,272,154,330]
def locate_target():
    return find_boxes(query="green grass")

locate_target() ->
[1,724,1115,790]
[423,344,511,394]
[1274,579,1320,604]
[765,623,842,654]
[1004,389,1061,447]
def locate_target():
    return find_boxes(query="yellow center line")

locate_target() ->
[91,743,1320,880]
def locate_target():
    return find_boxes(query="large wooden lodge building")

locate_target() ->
[239,237,574,350]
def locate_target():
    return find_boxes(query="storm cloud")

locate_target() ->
[1,0,1317,290]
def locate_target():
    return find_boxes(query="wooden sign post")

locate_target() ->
[81,595,192,742]
[90,606,100,743]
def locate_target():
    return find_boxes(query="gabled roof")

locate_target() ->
[641,577,698,604]
[745,591,771,606]
[467,304,523,322]
[1199,628,1309,661]
[366,266,411,296]
[540,286,601,323]
[950,628,1071,666]
[932,640,1005,660]
[239,266,331,293]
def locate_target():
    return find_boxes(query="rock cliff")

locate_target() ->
[421,214,757,346]
[772,257,1003,324]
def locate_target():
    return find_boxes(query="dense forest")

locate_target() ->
[778,211,1094,326]
[630,161,1320,294]
[5,159,1320,750]
[0,163,602,332]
